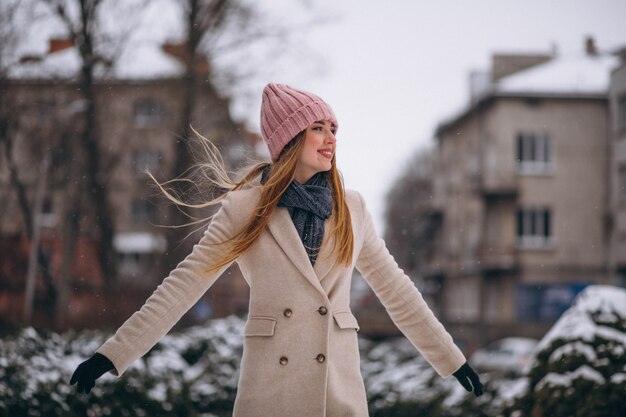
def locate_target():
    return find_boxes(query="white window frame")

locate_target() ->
[133,98,163,129]
[516,207,554,249]
[516,132,553,175]
[131,198,156,224]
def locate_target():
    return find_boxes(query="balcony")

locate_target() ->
[477,246,518,274]
[480,175,519,200]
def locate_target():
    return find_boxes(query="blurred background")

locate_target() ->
[1,0,625,416]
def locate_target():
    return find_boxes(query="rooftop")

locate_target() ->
[436,39,622,136]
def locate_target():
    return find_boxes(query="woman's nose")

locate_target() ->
[325,131,336,144]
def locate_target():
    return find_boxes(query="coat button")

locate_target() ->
[316,353,326,363]
[318,306,328,315]
[283,308,292,318]
[279,356,288,365]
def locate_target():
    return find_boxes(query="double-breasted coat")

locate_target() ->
[97,186,466,417]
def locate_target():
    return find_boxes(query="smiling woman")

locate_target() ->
[294,120,337,183]
[69,83,482,416]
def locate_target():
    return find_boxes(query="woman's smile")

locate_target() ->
[318,148,334,159]
[294,120,337,183]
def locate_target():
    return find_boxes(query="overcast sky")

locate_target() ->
[226,0,626,232]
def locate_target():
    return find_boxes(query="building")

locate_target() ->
[0,31,259,329]
[425,38,622,349]
[608,47,626,286]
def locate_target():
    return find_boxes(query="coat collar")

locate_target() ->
[267,205,336,294]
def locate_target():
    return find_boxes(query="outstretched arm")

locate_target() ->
[354,191,466,378]
[90,193,237,379]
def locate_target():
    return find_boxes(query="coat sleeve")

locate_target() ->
[353,191,466,378]
[96,192,238,376]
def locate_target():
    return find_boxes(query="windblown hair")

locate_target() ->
[147,127,354,275]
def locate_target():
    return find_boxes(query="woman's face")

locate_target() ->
[293,120,337,184]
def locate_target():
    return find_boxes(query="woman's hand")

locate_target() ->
[69,353,115,394]
[452,362,483,397]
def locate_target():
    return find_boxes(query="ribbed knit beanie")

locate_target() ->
[260,83,338,161]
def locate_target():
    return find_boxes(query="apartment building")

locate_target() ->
[608,47,626,285]
[425,38,620,348]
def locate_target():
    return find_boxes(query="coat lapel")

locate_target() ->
[267,207,328,295]
[312,222,335,281]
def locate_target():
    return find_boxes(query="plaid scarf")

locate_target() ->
[261,166,333,266]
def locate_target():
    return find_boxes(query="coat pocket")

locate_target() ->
[244,316,277,337]
[333,311,360,332]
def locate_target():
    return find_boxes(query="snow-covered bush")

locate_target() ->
[500,285,626,417]
[360,337,519,417]
[1,314,517,416]
[0,316,244,417]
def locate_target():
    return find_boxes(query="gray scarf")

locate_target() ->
[261,166,333,266]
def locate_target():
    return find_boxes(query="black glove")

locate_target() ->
[452,362,483,397]
[69,353,115,394]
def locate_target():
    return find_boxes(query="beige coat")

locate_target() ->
[97,187,466,417]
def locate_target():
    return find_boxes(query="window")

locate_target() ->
[38,196,56,227]
[619,93,626,131]
[516,207,553,248]
[516,132,552,174]
[132,149,162,174]
[131,198,156,224]
[133,98,163,128]
[516,283,587,321]
[36,99,56,120]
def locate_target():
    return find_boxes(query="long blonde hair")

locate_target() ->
[147,127,354,275]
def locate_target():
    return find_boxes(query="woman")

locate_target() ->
[70,83,483,416]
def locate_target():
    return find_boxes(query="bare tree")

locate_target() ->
[0,0,63,324]
[1,0,323,328]
[384,146,440,276]
[1,79,90,327]
[40,0,147,293]
[163,0,308,268]
[0,0,146,326]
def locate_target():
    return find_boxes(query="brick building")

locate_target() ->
[0,35,259,330]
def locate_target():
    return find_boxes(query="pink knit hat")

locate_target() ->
[260,83,338,161]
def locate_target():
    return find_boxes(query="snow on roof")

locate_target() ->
[437,48,621,134]
[496,52,618,96]
[114,41,184,80]
[6,0,187,80]
[8,46,82,79]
